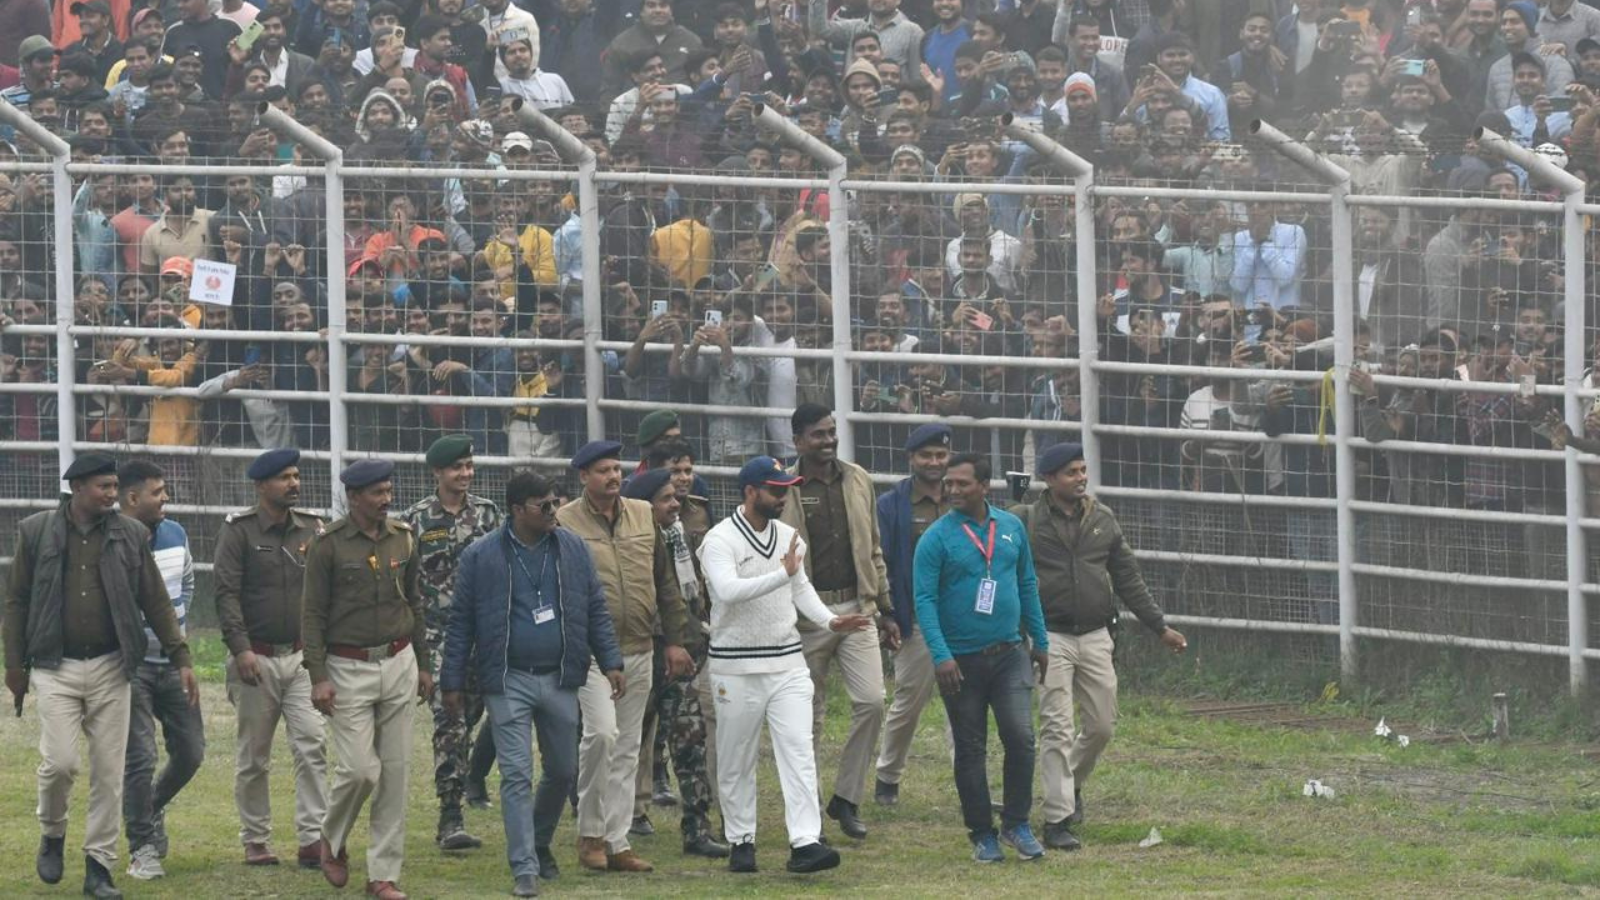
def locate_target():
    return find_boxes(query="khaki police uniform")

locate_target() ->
[213,504,328,852]
[301,516,427,885]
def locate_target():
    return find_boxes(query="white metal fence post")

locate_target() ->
[1001,115,1098,486]
[510,100,603,442]
[1250,122,1357,681]
[0,101,75,487]
[752,104,852,458]
[261,106,346,495]
[1475,127,1589,695]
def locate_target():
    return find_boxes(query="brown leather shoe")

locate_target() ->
[606,850,654,873]
[319,838,349,888]
[365,880,408,900]
[244,842,279,866]
[297,843,322,869]
[577,837,607,871]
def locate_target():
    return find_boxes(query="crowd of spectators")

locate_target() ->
[0,0,1595,529]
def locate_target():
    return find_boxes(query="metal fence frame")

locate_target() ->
[1,102,1595,694]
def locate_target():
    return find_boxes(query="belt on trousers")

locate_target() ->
[251,640,303,657]
[1062,620,1111,637]
[328,638,410,663]
[973,640,1020,657]
[815,587,859,606]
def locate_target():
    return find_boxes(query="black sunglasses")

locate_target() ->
[519,498,559,514]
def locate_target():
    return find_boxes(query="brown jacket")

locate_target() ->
[779,457,891,615]
[559,494,691,655]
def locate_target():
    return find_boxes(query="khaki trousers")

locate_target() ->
[576,653,652,854]
[227,651,328,847]
[1038,628,1118,824]
[875,624,940,786]
[33,652,131,868]
[798,599,884,806]
[322,645,417,884]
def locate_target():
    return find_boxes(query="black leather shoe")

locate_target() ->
[534,846,559,881]
[1043,819,1083,851]
[1067,789,1085,826]
[629,814,655,836]
[37,836,64,884]
[683,834,730,858]
[728,842,757,873]
[786,841,840,873]
[463,779,492,810]
[874,779,899,806]
[511,873,540,897]
[826,795,867,839]
[83,856,123,899]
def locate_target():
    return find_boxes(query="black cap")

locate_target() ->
[63,452,117,481]
[340,458,395,489]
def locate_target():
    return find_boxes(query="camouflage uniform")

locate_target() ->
[401,492,502,817]
[641,501,719,847]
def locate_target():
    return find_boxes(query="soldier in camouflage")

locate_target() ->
[622,468,729,859]
[401,435,503,852]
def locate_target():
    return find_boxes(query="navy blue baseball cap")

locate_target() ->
[739,456,804,490]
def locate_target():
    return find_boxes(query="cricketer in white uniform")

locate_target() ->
[697,456,872,875]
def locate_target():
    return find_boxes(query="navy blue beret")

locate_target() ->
[905,423,952,453]
[571,440,623,471]
[340,458,395,489]
[622,467,674,502]
[1036,442,1085,477]
[63,452,117,481]
[247,448,300,481]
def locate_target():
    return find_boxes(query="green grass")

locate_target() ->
[2,631,1598,897]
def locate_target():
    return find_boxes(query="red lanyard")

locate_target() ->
[961,519,997,575]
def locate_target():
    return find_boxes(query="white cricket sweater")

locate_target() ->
[698,509,835,675]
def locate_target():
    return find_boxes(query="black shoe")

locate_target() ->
[786,841,841,873]
[83,856,123,900]
[683,834,730,858]
[652,778,679,807]
[826,795,867,840]
[37,836,64,884]
[728,842,757,873]
[629,814,655,836]
[464,779,492,810]
[1067,789,1085,827]
[535,846,559,881]
[437,811,483,851]
[512,873,540,897]
[873,778,899,807]
[1043,819,1083,851]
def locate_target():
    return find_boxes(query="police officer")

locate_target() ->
[213,448,328,869]
[303,459,430,900]
[873,424,952,806]
[1015,443,1187,851]
[780,404,893,841]
[401,434,503,852]
[5,452,196,900]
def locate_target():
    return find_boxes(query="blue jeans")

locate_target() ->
[124,661,206,851]
[485,669,580,879]
[939,643,1036,840]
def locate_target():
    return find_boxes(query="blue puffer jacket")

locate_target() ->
[876,478,918,636]
[440,524,623,695]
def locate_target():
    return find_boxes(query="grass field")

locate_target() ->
[2,632,1598,898]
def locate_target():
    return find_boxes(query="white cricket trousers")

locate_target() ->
[712,666,821,848]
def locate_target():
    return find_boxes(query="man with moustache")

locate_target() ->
[302,459,430,900]
[213,448,328,869]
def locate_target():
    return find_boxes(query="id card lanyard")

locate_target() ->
[513,539,556,624]
[962,518,999,616]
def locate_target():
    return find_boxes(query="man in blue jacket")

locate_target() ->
[441,470,625,898]
[914,452,1049,864]
[872,423,951,807]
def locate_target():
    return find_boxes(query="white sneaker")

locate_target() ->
[127,844,165,880]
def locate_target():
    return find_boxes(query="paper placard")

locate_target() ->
[189,259,237,306]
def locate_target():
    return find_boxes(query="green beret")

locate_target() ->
[637,409,680,447]
[426,434,474,469]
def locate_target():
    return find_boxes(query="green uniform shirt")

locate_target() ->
[62,517,118,658]
[400,491,502,629]
[798,460,857,593]
[213,506,325,656]
[300,516,427,684]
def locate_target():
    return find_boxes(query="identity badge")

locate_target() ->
[975,578,997,615]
